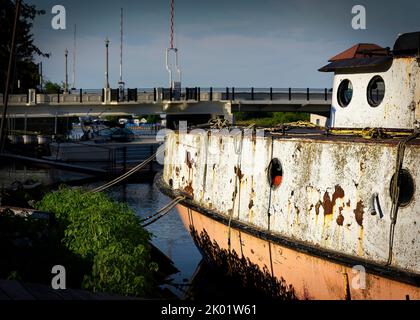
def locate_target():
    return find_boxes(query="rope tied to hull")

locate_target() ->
[140,196,183,223]
[386,130,419,266]
[227,125,254,255]
[329,127,414,139]
[227,130,244,254]
[89,147,164,193]
[85,147,184,227]
[140,195,185,228]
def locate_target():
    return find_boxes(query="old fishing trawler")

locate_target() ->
[157,32,420,299]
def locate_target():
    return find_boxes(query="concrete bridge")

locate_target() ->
[0,87,332,119]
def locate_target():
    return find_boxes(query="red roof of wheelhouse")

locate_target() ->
[328,43,389,61]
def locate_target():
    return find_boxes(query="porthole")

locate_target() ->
[367,76,385,107]
[389,169,415,207]
[267,158,283,189]
[337,79,353,108]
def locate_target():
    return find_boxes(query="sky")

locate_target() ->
[27,0,420,89]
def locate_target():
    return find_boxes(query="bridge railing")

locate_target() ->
[0,87,332,105]
[157,87,332,102]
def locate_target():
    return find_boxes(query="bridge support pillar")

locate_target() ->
[156,88,164,102]
[28,89,36,105]
[103,88,111,104]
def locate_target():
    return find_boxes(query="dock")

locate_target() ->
[0,279,138,300]
[0,153,107,175]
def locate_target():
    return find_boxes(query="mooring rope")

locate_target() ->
[90,147,164,193]
[140,196,184,223]
[141,196,185,228]
[227,129,245,254]
[86,145,184,228]
[386,130,419,266]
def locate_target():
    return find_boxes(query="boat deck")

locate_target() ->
[218,126,420,146]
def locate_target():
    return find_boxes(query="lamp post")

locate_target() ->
[64,48,68,93]
[39,62,43,92]
[105,38,110,89]
[118,8,125,101]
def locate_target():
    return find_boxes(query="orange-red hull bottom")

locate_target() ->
[176,204,419,300]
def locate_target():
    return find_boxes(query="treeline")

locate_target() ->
[0,0,48,93]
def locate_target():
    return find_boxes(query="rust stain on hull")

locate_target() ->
[184,182,194,197]
[354,201,365,227]
[336,213,345,226]
[322,192,333,215]
[321,185,345,216]
[315,201,322,215]
[234,166,244,180]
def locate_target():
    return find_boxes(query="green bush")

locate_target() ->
[35,186,158,297]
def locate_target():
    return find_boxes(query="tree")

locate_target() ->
[43,80,62,94]
[0,0,49,94]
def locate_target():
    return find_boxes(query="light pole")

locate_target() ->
[64,48,68,93]
[118,8,125,101]
[39,62,43,92]
[105,38,110,89]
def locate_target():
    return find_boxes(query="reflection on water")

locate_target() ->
[0,160,89,188]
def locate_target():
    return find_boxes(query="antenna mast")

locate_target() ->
[166,0,181,93]
[118,7,125,100]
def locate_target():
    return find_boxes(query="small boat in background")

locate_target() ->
[47,116,160,165]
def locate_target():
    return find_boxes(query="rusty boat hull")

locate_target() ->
[157,173,419,299]
[174,201,419,300]
[157,129,420,300]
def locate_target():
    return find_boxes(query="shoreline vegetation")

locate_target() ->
[0,185,174,298]
[234,112,310,127]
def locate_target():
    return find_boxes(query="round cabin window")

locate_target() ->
[337,79,353,107]
[267,158,283,189]
[389,169,415,207]
[367,76,385,107]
